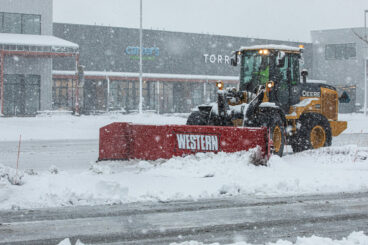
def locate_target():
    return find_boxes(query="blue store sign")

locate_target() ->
[125,46,160,56]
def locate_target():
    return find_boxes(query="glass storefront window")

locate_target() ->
[24,75,40,114]
[146,81,157,111]
[109,80,127,110]
[3,74,40,116]
[191,83,203,107]
[160,82,174,113]
[52,79,75,110]
[84,79,107,113]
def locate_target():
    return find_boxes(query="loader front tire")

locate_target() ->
[291,114,332,152]
[186,111,209,125]
[269,115,285,157]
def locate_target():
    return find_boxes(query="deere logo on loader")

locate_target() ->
[175,133,219,151]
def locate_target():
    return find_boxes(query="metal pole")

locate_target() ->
[365,10,368,116]
[365,58,367,116]
[0,50,4,116]
[138,0,143,114]
[16,134,21,176]
[365,10,368,41]
[156,81,159,114]
[106,74,110,112]
[75,53,80,115]
[203,80,207,103]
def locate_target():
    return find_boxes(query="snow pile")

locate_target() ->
[89,162,114,175]
[57,238,84,245]
[293,146,368,162]
[0,164,24,186]
[0,113,187,141]
[339,113,368,134]
[170,231,368,245]
[0,145,367,210]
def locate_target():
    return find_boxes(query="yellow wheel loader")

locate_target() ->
[187,45,349,156]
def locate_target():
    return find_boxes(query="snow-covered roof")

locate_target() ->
[53,70,239,81]
[0,33,78,49]
[306,79,327,84]
[239,44,302,52]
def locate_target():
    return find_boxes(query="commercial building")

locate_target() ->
[10,0,366,116]
[311,28,368,112]
[0,0,79,116]
[52,23,312,114]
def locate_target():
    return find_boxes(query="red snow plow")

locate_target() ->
[98,123,270,161]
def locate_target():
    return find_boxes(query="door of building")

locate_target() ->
[173,83,187,113]
[3,74,40,116]
[84,79,107,113]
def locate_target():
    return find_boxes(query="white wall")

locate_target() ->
[311,28,368,105]
[0,0,53,35]
[1,0,54,111]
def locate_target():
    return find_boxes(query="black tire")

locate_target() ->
[260,113,285,157]
[269,114,286,157]
[186,111,209,125]
[291,114,332,152]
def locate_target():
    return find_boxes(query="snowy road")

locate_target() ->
[0,133,367,245]
[0,139,97,171]
[1,192,368,245]
[1,133,367,171]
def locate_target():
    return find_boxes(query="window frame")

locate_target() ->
[0,13,3,33]
[21,14,41,35]
[325,43,357,60]
[0,12,41,35]
[3,12,22,34]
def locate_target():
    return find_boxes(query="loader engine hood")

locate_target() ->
[298,83,336,98]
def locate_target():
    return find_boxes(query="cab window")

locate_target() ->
[290,55,300,85]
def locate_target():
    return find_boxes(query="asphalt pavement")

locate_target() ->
[1,192,368,245]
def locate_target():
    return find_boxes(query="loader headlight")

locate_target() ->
[266,81,275,94]
[259,49,269,55]
[267,81,274,88]
[216,81,224,90]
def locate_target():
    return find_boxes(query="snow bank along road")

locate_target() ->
[1,192,368,245]
[0,133,368,210]
[0,133,367,172]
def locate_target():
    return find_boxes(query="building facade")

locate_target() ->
[311,28,368,112]
[52,23,313,114]
[2,0,325,116]
[0,0,78,116]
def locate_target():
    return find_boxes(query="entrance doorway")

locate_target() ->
[84,79,107,113]
[3,74,40,116]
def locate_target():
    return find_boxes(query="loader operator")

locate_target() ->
[240,51,269,93]
[240,50,289,111]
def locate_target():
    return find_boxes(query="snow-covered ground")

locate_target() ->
[1,145,367,210]
[170,232,368,245]
[0,112,187,141]
[0,112,366,142]
[339,113,368,134]
[0,112,367,210]
[56,231,368,245]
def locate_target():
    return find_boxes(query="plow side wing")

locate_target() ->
[98,123,268,161]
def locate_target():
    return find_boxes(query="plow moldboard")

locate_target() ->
[98,123,269,161]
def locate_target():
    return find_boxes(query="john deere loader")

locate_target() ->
[187,45,349,156]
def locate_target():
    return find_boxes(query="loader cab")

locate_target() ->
[235,45,304,113]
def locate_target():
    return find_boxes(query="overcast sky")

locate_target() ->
[53,0,368,42]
